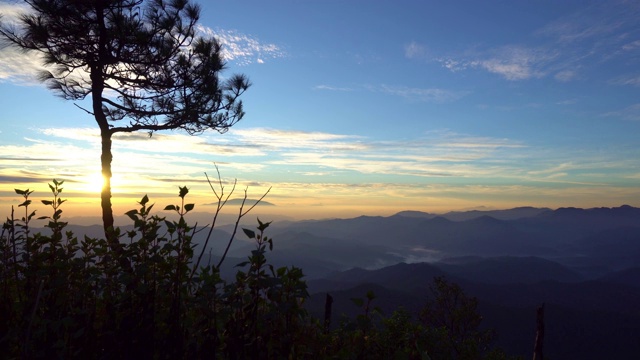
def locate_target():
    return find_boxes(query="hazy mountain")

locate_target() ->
[433,256,583,284]
[395,206,551,221]
[227,231,404,279]
[259,205,640,276]
[442,206,552,221]
[33,205,640,280]
[599,267,640,287]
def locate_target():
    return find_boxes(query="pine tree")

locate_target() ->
[1,0,250,236]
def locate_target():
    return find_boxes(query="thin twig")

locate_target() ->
[216,186,271,269]
[190,168,235,279]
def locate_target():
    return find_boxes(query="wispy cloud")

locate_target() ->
[230,128,367,152]
[9,125,634,188]
[602,103,640,121]
[313,83,465,103]
[404,41,428,59]
[554,70,577,82]
[534,2,629,44]
[197,26,286,65]
[437,45,556,81]
[3,125,639,215]
[366,84,466,103]
[313,84,354,92]
[0,4,41,82]
[610,74,640,87]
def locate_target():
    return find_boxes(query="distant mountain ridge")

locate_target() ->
[266,204,640,277]
[396,206,552,221]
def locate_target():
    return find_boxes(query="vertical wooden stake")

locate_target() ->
[324,293,333,333]
[533,303,545,360]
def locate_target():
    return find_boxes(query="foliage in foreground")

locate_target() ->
[1,180,517,359]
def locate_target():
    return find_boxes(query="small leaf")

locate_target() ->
[257,218,272,232]
[125,209,138,221]
[184,203,195,212]
[164,205,177,211]
[366,290,376,301]
[140,194,149,206]
[243,228,255,239]
[351,297,364,308]
[14,189,26,195]
[179,186,189,199]
[277,267,286,277]
[41,200,54,206]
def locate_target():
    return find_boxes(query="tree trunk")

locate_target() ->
[93,3,114,236]
[324,293,333,333]
[100,130,114,233]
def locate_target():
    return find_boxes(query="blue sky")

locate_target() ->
[1,0,640,221]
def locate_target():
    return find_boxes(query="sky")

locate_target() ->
[1,0,640,224]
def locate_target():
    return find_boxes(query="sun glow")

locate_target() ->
[80,172,106,194]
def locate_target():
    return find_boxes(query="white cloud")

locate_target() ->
[230,128,367,152]
[610,75,640,87]
[479,60,532,80]
[438,46,556,81]
[3,125,640,212]
[622,40,640,51]
[480,46,555,80]
[602,103,640,121]
[554,70,577,82]
[368,84,466,103]
[404,41,427,59]
[0,48,45,84]
[197,26,286,65]
[0,3,45,83]
[535,2,627,45]
[38,127,266,157]
[0,4,54,84]
[0,2,30,22]
[313,84,353,92]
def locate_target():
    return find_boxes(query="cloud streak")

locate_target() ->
[197,26,286,65]
[437,46,557,81]
[2,125,639,217]
[4,125,634,189]
[314,83,465,103]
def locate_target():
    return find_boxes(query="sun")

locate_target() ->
[83,172,106,194]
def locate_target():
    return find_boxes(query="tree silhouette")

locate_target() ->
[0,0,250,236]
